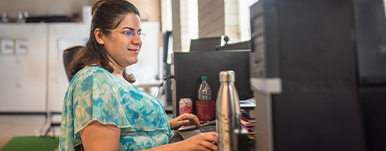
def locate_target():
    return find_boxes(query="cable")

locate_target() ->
[163,75,175,80]
[154,75,174,98]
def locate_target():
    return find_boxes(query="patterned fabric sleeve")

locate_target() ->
[60,65,173,151]
[60,66,132,150]
[72,67,134,144]
[75,68,131,126]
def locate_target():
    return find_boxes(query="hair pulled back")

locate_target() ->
[69,0,140,83]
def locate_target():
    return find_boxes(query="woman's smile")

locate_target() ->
[128,48,139,54]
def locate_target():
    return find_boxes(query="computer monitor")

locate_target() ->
[216,41,250,51]
[172,50,253,117]
[190,37,222,52]
[249,0,367,151]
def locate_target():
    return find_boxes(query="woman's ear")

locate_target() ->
[94,28,105,45]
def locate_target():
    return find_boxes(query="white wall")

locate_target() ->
[47,23,90,112]
[0,22,160,112]
[126,22,160,84]
[0,23,48,112]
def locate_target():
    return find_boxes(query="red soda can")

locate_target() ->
[179,98,193,115]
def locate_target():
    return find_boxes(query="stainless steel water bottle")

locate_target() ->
[216,70,241,151]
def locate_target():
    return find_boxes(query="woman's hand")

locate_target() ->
[146,132,218,151]
[176,132,218,151]
[169,113,200,130]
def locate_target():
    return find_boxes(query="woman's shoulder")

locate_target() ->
[75,65,109,77]
[71,64,115,85]
[79,64,107,74]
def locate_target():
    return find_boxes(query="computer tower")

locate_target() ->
[354,0,386,150]
[354,0,386,85]
[359,87,386,151]
[250,0,367,151]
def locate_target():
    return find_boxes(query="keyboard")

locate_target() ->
[179,121,216,140]
[199,125,216,133]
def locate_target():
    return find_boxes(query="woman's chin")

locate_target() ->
[127,59,138,66]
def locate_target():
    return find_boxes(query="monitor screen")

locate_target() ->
[190,37,222,52]
[173,50,253,115]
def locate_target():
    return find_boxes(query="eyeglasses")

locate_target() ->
[106,29,146,39]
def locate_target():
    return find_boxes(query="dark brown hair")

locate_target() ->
[69,0,140,83]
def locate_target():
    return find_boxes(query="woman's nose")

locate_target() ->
[132,33,142,46]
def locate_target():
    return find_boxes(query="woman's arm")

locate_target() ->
[147,132,218,151]
[79,121,121,151]
[80,120,217,151]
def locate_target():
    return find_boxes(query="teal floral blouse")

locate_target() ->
[59,65,173,151]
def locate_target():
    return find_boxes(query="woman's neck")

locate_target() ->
[107,56,124,75]
[105,54,131,84]
[109,62,130,84]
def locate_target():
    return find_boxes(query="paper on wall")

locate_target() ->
[0,39,14,55]
[15,39,30,54]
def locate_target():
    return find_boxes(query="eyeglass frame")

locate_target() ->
[105,29,145,39]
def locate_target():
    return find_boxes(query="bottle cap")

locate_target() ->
[18,11,23,19]
[24,11,28,18]
[219,70,235,82]
[201,76,207,81]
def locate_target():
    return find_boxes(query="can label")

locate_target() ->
[179,98,193,115]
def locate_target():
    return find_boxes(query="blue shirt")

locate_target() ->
[59,65,173,151]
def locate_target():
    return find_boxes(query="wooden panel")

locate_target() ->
[0,0,93,19]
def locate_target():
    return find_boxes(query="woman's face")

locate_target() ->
[103,13,142,68]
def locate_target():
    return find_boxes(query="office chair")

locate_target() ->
[63,45,84,82]
[44,45,84,137]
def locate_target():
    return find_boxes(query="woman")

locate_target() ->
[59,0,217,150]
